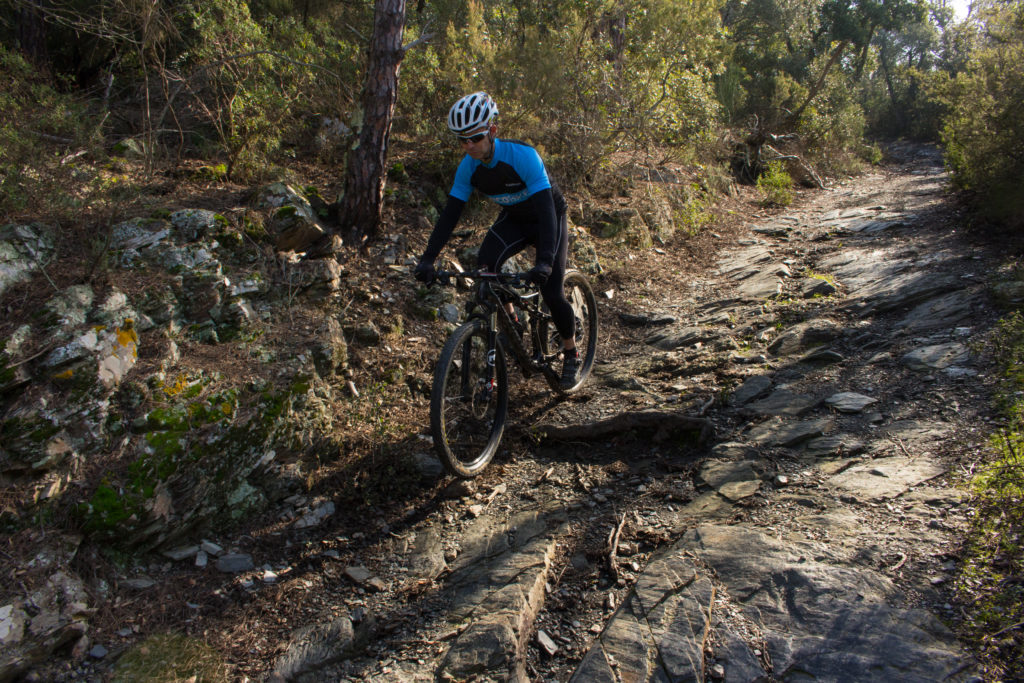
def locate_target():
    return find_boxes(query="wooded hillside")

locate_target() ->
[2,0,1021,230]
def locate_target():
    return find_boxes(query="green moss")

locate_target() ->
[274,205,298,220]
[80,484,132,533]
[145,405,188,430]
[191,164,228,182]
[0,416,61,458]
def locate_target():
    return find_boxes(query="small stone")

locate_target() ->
[122,577,156,590]
[345,566,385,592]
[200,540,224,556]
[537,629,559,656]
[345,566,373,584]
[443,479,477,499]
[263,569,278,584]
[162,545,199,561]
[216,553,255,573]
[775,474,789,486]
[467,504,485,518]
[89,644,108,659]
[293,501,336,529]
[710,663,725,679]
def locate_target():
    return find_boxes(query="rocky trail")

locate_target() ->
[253,144,994,682]
[5,143,1007,682]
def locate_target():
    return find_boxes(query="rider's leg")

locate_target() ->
[537,210,574,349]
[479,213,528,322]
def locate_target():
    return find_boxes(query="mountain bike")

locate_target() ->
[428,269,598,478]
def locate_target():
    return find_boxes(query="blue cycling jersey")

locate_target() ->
[450,138,566,219]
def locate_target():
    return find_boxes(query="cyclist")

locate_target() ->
[414,91,581,389]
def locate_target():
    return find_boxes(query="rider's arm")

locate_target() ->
[420,195,467,263]
[529,188,558,268]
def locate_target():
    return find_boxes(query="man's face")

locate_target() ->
[458,124,495,161]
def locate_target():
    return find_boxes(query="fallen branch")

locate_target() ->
[606,511,628,583]
[888,552,908,572]
[764,144,825,189]
[699,583,717,662]
[535,409,713,444]
[985,620,1024,641]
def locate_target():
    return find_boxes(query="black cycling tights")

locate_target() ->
[477,210,575,343]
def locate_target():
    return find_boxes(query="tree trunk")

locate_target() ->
[878,45,908,132]
[788,39,849,126]
[852,26,875,82]
[341,0,407,247]
[18,0,50,70]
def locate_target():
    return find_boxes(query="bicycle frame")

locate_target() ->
[441,270,563,387]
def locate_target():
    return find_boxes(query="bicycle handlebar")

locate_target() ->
[433,269,533,288]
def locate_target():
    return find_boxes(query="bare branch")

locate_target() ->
[402,20,435,53]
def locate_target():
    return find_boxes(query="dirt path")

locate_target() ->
[203,142,995,682]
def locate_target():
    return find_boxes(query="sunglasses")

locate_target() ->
[457,132,488,143]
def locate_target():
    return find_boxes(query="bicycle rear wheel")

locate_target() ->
[541,269,599,393]
[430,319,509,478]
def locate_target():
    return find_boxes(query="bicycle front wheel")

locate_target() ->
[430,319,509,478]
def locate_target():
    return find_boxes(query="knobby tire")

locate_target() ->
[541,270,599,394]
[430,319,509,478]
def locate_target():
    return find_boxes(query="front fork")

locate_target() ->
[481,309,499,398]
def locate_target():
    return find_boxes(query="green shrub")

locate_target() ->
[955,309,1024,674]
[0,46,103,219]
[933,1,1024,228]
[756,160,794,207]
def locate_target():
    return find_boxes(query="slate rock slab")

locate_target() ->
[896,289,981,334]
[804,435,864,458]
[719,479,761,502]
[740,390,818,418]
[825,392,878,413]
[269,616,368,683]
[570,563,719,683]
[406,527,448,581]
[698,460,760,489]
[902,343,970,371]
[767,320,841,356]
[828,456,947,499]
[620,311,678,326]
[573,524,975,682]
[745,417,832,448]
[730,375,773,406]
[799,277,838,298]
[734,271,782,301]
[646,326,716,350]
[679,525,974,682]
[848,272,961,315]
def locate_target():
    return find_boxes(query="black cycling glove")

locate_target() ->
[527,263,551,287]
[414,260,436,284]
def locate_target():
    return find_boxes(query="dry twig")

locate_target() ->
[606,511,628,583]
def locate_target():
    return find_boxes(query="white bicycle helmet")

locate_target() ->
[447,92,498,135]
